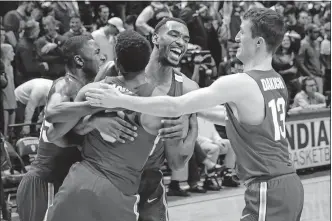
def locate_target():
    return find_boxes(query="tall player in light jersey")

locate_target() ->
[86,8,304,221]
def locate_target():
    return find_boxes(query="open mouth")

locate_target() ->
[169,48,183,60]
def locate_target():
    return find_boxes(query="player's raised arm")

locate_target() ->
[85,73,252,118]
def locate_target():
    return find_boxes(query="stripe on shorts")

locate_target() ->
[258,182,267,221]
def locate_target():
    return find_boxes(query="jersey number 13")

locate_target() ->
[268,97,286,141]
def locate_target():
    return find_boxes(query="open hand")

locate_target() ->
[93,112,138,143]
[158,115,189,140]
[85,83,122,108]
[41,43,57,54]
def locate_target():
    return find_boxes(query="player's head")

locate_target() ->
[152,17,190,67]
[114,30,151,80]
[1,43,15,62]
[62,35,104,79]
[235,8,285,63]
[302,77,318,96]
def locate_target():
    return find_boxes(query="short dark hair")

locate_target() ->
[70,15,81,21]
[243,8,285,53]
[61,35,93,67]
[301,77,317,92]
[154,17,187,34]
[115,30,151,75]
[98,5,109,12]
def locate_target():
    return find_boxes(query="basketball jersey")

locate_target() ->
[143,70,184,170]
[81,77,158,195]
[30,76,82,185]
[225,70,295,182]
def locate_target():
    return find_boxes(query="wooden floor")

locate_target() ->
[6,170,331,221]
[168,171,330,221]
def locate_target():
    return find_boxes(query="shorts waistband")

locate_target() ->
[244,172,296,188]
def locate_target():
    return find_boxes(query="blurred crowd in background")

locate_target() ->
[0,1,331,195]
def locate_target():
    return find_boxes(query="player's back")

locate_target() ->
[225,70,295,182]
[81,77,157,195]
[30,77,82,189]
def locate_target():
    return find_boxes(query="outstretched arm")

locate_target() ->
[86,73,249,118]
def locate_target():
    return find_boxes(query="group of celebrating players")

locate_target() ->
[16,7,304,221]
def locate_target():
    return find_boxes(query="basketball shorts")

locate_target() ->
[16,172,55,221]
[241,173,304,221]
[44,162,140,221]
[138,169,168,221]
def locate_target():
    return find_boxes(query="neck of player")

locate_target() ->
[242,52,273,72]
[67,66,93,86]
[145,48,173,85]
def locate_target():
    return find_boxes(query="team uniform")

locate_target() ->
[45,77,160,221]
[16,77,82,221]
[138,70,183,221]
[225,70,304,221]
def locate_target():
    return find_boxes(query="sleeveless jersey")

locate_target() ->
[143,70,184,170]
[81,77,158,195]
[225,70,295,182]
[30,76,82,184]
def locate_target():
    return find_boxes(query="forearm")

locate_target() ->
[45,101,102,123]
[24,103,37,123]
[46,119,81,143]
[197,105,226,126]
[72,115,95,135]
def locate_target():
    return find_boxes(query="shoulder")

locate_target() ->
[180,72,199,93]
[294,91,306,99]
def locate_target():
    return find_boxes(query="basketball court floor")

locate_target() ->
[168,170,330,221]
[6,170,330,221]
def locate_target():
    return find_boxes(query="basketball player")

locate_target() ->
[86,8,304,221]
[15,35,128,221]
[44,30,198,221]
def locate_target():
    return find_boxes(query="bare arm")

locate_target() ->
[24,88,44,124]
[165,114,198,170]
[135,6,155,35]
[86,73,249,118]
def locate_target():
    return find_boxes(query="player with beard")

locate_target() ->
[93,17,224,221]
[43,30,198,221]
[16,35,110,221]
[87,8,304,221]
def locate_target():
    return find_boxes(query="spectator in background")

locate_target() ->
[0,60,8,134]
[284,5,304,53]
[321,22,331,94]
[136,1,172,41]
[196,117,239,187]
[63,15,91,39]
[298,10,309,30]
[124,15,137,31]
[35,15,66,80]
[3,1,35,48]
[289,77,326,113]
[1,25,6,43]
[272,33,299,103]
[92,17,125,62]
[218,44,243,76]
[15,20,48,86]
[94,5,110,30]
[15,78,53,135]
[53,1,80,33]
[297,24,324,94]
[1,44,16,139]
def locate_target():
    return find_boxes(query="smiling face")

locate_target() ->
[281,35,291,49]
[235,19,258,64]
[154,20,190,67]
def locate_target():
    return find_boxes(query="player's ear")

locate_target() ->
[74,55,84,68]
[256,37,265,48]
[152,33,159,47]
